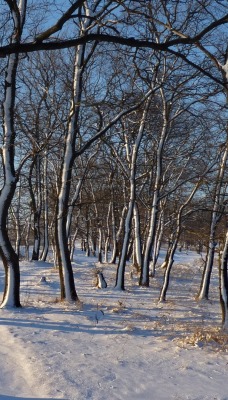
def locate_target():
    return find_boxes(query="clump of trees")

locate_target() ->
[0,0,228,328]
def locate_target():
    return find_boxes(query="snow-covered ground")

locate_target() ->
[0,246,227,400]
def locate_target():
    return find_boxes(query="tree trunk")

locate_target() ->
[97,228,102,263]
[140,91,169,286]
[109,205,126,264]
[159,239,177,302]
[0,185,21,308]
[159,182,200,302]
[11,184,21,257]
[115,100,150,289]
[104,202,112,263]
[198,145,228,300]
[28,155,42,261]
[25,215,31,261]
[56,38,87,301]
[70,226,79,261]
[150,205,165,276]
[132,202,142,272]
[41,150,49,261]
[219,229,228,329]
[66,177,83,240]
[0,1,27,308]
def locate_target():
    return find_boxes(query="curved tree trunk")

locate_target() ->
[29,155,42,261]
[0,0,27,308]
[159,182,200,302]
[0,184,21,308]
[219,229,228,329]
[159,241,177,303]
[198,145,228,300]
[55,4,103,300]
[56,42,85,302]
[150,205,165,277]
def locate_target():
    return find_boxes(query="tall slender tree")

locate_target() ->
[0,0,27,308]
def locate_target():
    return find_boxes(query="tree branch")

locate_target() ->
[34,0,86,43]
[0,11,227,58]
[74,87,158,158]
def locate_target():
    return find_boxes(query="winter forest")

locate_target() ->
[0,0,228,333]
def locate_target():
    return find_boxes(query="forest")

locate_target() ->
[0,0,228,329]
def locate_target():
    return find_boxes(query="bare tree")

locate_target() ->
[198,140,228,300]
[0,0,27,308]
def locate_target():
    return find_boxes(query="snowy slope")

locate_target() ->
[0,246,227,400]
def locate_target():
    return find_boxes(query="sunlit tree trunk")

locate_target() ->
[219,59,228,328]
[198,144,228,300]
[11,184,21,257]
[140,93,168,286]
[56,31,87,300]
[0,0,27,308]
[25,215,31,261]
[70,210,80,261]
[150,204,165,277]
[132,202,142,272]
[115,100,150,290]
[66,177,83,241]
[159,182,200,302]
[29,155,42,261]
[110,204,126,264]
[97,228,102,263]
[40,150,49,261]
[104,201,112,262]
[219,227,228,329]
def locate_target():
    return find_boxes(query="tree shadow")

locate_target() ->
[0,397,65,400]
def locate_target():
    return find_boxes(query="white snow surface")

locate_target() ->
[0,245,228,400]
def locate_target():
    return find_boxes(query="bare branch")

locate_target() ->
[0,11,227,57]
[34,0,86,43]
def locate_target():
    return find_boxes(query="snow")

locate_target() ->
[0,246,228,400]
